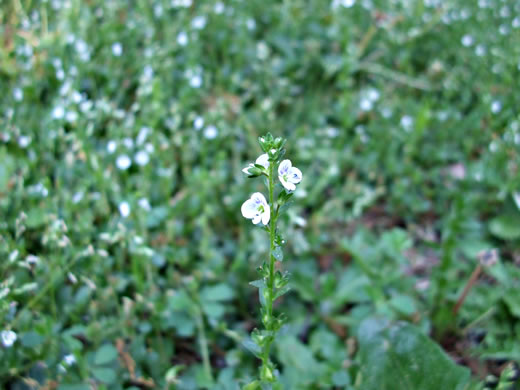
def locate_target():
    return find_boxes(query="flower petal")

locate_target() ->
[251,192,267,206]
[242,165,253,175]
[261,204,271,225]
[288,167,302,184]
[255,153,269,169]
[241,198,258,219]
[278,159,292,176]
[252,214,262,224]
[279,175,296,191]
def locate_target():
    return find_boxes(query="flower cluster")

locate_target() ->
[241,136,302,225]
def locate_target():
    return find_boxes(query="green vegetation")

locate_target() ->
[1,0,519,389]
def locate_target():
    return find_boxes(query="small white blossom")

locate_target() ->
[1,330,17,348]
[116,154,132,170]
[193,116,204,130]
[191,15,207,29]
[242,153,269,175]
[241,192,270,225]
[190,75,202,88]
[177,31,188,46]
[13,88,23,101]
[204,125,218,139]
[461,34,473,47]
[18,135,31,148]
[119,202,131,218]
[278,160,303,191]
[135,150,150,166]
[214,2,225,14]
[107,140,117,154]
[138,197,151,211]
[64,354,76,366]
[112,42,123,56]
[491,101,502,114]
[52,106,65,119]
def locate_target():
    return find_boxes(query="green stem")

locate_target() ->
[260,159,277,380]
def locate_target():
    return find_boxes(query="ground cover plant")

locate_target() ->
[1,0,520,389]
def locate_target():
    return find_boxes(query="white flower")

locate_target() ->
[135,150,150,166]
[1,330,17,348]
[112,42,123,56]
[119,202,131,218]
[177,31,188,46]
[193,116,204,130]
[107,140,117,154]
[138,197,151,211]
[204,125,218,139]
[190,75,202,88]
[278,159,302,191]
[64,354,76,366]
[241,192,270,225]
[242,153,269,175]
[191,15,207,30]
[116,154,132,170]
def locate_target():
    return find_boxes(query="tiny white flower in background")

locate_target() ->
[214,2,225,14]
[400,115,414,131]
[461,34,473,47]
[193,116,204,130]
[190,75,202,88]
[204,125,218,139]
[360,98,373,111]
[116,154,132,170]
[18,135,31,148]
[66,111,78,123]
[52,106,65,119]
[246,18,256,30]
[137,127,150,145]
[278,160,303,191]
[64,354,76,366]
[491,101,502,114]
[191,15,207,30]
[26,255,39,265]
[138,197,151,211]
[13,88,23,101]
[112,42,123,56]
[177,31,188,46]
[119,202,131,218]
[1,330,17,348]
[123,137,134,149]
[242,153,269,175]
[135,150,150,166]
[241,192,270,225]
[56,69,65,80]
[107,140,117,154]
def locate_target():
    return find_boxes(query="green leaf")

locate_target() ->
[242,338,262,358]
[388,294,417,316]
[356,318,471,390]
[503,288,520,318]
[91,367,117,384]
[243,380,261,390]
[94,344,118,365]
[57,385,92,390]
[20,331,44,348]
[273,246,283,261]
[489,214,520,240]
[250,279,267,289]
[200,283,234,302]
[274,285,291,301]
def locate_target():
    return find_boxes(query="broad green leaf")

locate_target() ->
[200,283,234,302]
[489,214,520,240]
[356,318,471,390]
[94,344,118,365]
[91,367,117,384]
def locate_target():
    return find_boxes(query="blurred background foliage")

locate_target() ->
[1,0,519,389]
